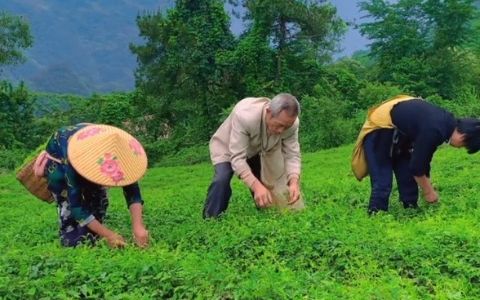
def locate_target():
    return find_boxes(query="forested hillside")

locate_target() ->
[1,0,174,94]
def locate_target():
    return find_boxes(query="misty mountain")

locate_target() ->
[1,0,174,95]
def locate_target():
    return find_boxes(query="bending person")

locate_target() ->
[352,95,480,213]
[43,124,149,247]
[204,93,303,218]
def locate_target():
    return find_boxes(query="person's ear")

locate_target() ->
[265,107,272,118]
[454,131,466,147]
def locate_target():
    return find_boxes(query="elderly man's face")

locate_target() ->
[265,108,297,135]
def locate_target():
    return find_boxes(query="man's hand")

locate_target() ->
[133,225,149,248]
[424,189,439,203]
[288,178,300,205]
[105,232,127,248]
[252,180,272,208]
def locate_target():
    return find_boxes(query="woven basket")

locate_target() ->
[15,157,54,203]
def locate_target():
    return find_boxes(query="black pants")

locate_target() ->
[203,155,261,218]
[364,129,419,213]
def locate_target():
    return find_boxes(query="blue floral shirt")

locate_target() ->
[45,124,144,226]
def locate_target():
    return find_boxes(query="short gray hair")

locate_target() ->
[270,93,300,117]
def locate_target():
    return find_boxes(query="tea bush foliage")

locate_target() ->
[2,145,480,299]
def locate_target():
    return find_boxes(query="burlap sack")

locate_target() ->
[15,157,54,203]
[261,144,305,211]
[269,184,305,211]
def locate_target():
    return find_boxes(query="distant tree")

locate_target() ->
[130,0,236,143]
[0,12,35,159]
[228,0,346,96]
[69,93,133,129]
[0,12,33,67]
[0,81,35,149]
[320,58,369,105]
[359,0,477,99]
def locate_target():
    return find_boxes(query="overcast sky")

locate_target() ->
[330,0,370,56]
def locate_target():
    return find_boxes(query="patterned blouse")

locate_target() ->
[45,124,144,226]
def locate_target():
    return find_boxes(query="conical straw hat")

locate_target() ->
[67,124,148,187]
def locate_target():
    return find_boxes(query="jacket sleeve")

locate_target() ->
[282,123,301,181]
[229,112,257,188]
[122,182,144,207]
[409,129,443,177]
[60,131,95,226]
[65,164,95,226]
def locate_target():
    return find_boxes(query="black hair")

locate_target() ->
[457,118,480,154]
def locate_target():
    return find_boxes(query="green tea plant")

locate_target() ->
[1,145,480,299]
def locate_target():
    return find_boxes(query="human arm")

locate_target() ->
[229,113,272,207]
[87,220,126,248]
[64,166,126,247]
[287,177,300,204]
[282,123,301,203]
[410,130,443,203]
[129,203,148,247]
[413,175,438,203]
[123,183,148,247]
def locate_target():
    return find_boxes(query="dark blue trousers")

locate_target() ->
[203,155,261,218]
[364,129,418,213]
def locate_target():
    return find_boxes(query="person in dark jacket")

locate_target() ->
[356,97,480,213]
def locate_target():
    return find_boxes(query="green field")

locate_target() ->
[1,145,480,299]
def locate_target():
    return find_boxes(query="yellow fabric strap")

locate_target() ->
[351,95,416,181]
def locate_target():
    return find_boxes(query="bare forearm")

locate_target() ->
[87,219,114,238]
[129,203,144,229]
[129,203,149,247]
[414,175,434,194]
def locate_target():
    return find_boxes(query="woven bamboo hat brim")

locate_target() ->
[67,124,147,187]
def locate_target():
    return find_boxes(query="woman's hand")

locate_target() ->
[133,225,149,248]
[88,219,126,248]
[105,232,127,248]
[129,203,149,248]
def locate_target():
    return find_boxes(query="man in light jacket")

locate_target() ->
[203,93,302,218]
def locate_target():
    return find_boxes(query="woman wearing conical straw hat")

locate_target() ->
[41,123,149,248]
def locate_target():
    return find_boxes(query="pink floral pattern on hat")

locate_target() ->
[98,153,124,184]
[129,138,145,156]
[77,127,104,141]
